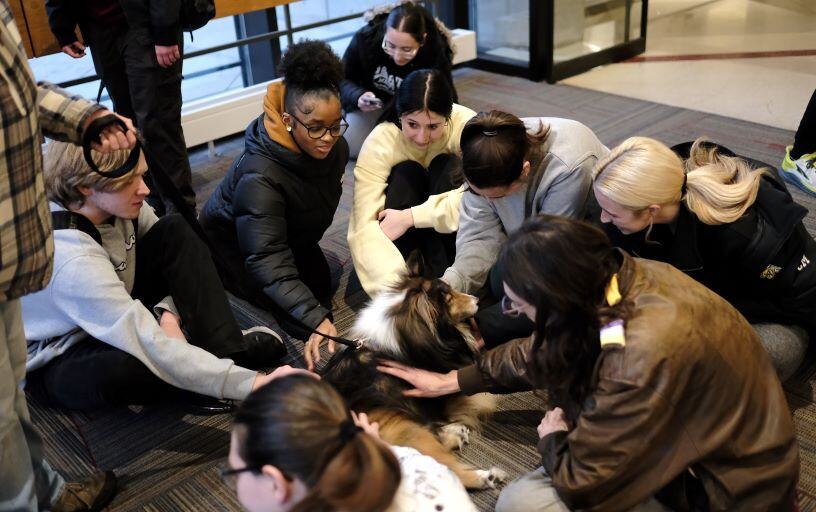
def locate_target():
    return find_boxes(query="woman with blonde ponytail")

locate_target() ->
[592,137,816,380]
[225,375,476,512]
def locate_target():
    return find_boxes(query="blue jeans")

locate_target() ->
[0,300,64,511]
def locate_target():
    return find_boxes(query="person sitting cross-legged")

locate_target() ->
[22,141,296,412]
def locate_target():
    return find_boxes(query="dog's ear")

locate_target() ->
[405,250,425,278]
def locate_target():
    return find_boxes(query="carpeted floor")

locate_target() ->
[28,68,816,511]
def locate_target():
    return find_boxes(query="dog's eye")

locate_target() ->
[444,293,453,303]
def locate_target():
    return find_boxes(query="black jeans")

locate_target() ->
[28,215,247,410]
[473,261,535,348]
[84,22,195,211]
[792,89,816,160]
[384,154,458,278]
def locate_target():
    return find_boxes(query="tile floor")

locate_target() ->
[563,0,816,130]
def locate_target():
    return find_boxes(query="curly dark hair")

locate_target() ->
[280,39,344,114]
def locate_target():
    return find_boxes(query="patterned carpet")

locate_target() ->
[28,68,814,511]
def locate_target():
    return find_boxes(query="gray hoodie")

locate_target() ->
[442,117,609,293]
[22,202,257,400]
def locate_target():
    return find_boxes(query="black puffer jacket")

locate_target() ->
[45,0,181,47]
[602,142,816,330]
[339,8,457,112]
[200,115,348,330]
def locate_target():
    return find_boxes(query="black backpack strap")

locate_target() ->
[51,211,102,245]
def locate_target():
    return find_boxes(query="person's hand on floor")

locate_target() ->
[537,407,568,439]
[304,318,337,371]
[378,208,414,241]
[377,360,460,397]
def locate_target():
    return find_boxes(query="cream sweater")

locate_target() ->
[348,103,476,295]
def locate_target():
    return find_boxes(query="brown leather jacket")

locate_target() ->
[458,254,799,511]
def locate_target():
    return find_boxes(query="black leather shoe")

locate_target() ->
[230,326,288,370]
[179,391,235,415]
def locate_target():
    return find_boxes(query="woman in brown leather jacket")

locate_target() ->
[380,216,799,512]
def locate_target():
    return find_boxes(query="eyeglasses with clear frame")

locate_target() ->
[501,295,523,317]
[289,113,349,139]
[381,37,420,57]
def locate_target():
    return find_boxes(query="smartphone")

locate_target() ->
[362,96,384,108]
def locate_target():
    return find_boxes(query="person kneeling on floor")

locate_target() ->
[22,141,293,412]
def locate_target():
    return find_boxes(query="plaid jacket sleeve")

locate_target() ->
[0,0,100,302]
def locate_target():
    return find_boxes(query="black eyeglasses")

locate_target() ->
[501,295,523,317]
[289,113,349,139]
[219,465,261,490]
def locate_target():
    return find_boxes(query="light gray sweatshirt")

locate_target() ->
[442,117,609,293]
[22,202,257,400]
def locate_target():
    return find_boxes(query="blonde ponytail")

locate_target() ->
[683,138,765,225]
[593,136,766,226]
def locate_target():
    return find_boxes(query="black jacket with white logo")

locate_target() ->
[602,142,816,330]
[339,8,456,112]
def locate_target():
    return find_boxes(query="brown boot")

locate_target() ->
[51,470,117,512]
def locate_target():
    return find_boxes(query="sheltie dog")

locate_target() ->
[324,254,507,489]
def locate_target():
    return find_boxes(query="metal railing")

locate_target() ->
[56,1,439,90]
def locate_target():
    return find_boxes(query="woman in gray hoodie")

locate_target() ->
[443,111,608,346]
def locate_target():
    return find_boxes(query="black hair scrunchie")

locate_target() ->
[82,114,142,179]
[338,418,362,443]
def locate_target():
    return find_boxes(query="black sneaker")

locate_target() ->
[180,391,236,415]
[231,326,287,370]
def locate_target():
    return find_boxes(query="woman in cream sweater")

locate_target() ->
[348,69,476,295]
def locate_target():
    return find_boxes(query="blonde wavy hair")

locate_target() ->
[592,136,766,225]
[43,141,140,208]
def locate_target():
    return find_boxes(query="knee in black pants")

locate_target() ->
[385,160,430,210]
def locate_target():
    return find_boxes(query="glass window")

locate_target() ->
[553,0,637,63]
[469,0,530,64]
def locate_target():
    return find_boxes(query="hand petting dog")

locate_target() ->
[377,360,460,398]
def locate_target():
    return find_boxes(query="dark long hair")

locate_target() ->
[498,216,629,411]
[280,39,344,114]
[460,110,550,188]
[233,375,401,512]
[383,68,454,124]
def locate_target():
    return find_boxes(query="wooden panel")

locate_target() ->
[6,0,33,56]
[19,0,297,58]
[215,0,295,19]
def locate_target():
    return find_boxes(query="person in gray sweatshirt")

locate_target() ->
[442,111,608,346]
[22,141,305,411]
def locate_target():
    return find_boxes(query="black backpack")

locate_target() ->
[180,0,216,32]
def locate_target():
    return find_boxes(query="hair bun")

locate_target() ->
[280,39,344,91]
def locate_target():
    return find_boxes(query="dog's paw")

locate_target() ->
[475,467,509,489]
[439,423,470,450]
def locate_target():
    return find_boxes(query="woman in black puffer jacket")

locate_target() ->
[200,40,349,370]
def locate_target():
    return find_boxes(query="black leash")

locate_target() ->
[82,115,365,356]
